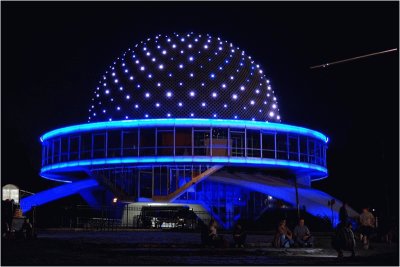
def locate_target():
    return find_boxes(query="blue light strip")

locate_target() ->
[40,156,327,176]
[20,179,99,213]
[41,118,328,143]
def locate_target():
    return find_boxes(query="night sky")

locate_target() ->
[3,2,399,219]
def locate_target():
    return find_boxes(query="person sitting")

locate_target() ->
[332,221,356,258]
[233,222,247,248]
[273,219,294,248]
[293,218,314,247]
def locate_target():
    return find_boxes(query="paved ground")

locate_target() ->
[2,229,399,265]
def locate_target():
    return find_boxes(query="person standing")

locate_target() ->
[339,202,349,224]
[359,207,375,249]
[293,218,314,247]
[233,222,247,248]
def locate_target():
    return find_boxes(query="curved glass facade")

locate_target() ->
[41,119,327,179]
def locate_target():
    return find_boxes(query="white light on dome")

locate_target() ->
[140,66,145,71]
[250,100,255,105]
[105,90,110,94]
[114,79,118,83]
[189,56,194,61]
[232,94,238,100]
[190,113,194,117]
[135,104,139,109]
[240,86,245,91]
[210,73,215,78]
[157,82,161,87]
[223,104,227,108]
[159,64,164,69]
[201,102,206,107]
[148,74,152,78]
[189,91,195,97]
[135,60,139,64]
[145,114,149,118]
[162,50,167,55]
[179,64,184,69]
[172,44,176,48]
[277,115,281,120]
[222,84,226,88]
[269,111,274,117]
[129,76,134,80]
[112,72,116,76]
[204,45,208,49]
[167,113,171,117]
[188,44,192,48]
[145,92,150,98]
[117,106,121,110]
[155,103,160,107]
[272,104,277,109]
[126,95,130,99]
[212,92,217,98]
[230,76,234,80]
[255,89,260,94]
[152,58,156,62]
[178,102,183,107]
[166,91,172,98]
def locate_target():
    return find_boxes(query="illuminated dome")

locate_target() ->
[88,33,281,123]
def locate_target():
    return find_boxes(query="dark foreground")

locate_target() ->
[2,230,399,265]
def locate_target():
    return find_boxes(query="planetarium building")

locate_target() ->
[21,33,355,229]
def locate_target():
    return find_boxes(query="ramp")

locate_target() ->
[20,179,99,213]
[208,171,359,225]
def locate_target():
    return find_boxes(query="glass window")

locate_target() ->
[299,136,308,162]
[309,139,316,164]
[61,137,69,162]
[157,128,174,156]
[212,128,228,156]
[288,135,299,161]
[262,132,275,158]
[93,133,106,158]
[80,133,92,159]
[230,129,245,157]
[194,128,210,156]
[69,136,80,160]
[175,128,192,156]
[139,169,152,198]
[140,128,156,156]
[276,133,288,160]
[108,131,121,158]
[122,130,138,156]
[53,139,61,163]
[246,129,261,158]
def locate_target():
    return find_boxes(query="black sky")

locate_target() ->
[2,2,399,218]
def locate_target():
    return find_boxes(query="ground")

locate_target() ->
[2,230,398,265]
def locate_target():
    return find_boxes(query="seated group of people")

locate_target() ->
[272,218,314,248]
[201,219,246,248]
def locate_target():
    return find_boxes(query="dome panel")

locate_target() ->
[88,33,281,123]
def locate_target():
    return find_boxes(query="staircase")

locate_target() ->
[152,165,223,203]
